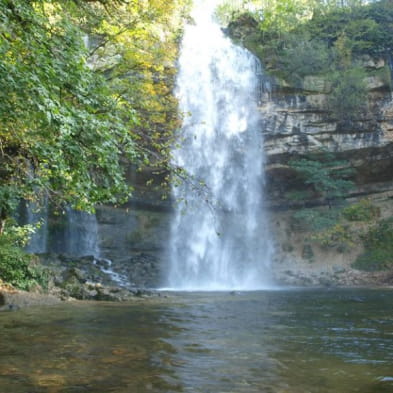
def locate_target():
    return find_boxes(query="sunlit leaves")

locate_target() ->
[0,0,190,219]
[0,0,135,214]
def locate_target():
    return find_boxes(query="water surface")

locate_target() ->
[0,289,392,392]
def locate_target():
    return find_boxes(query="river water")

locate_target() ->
[0,289,392,392]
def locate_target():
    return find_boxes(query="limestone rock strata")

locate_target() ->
[261,63,393,204]
[254,56,393,281]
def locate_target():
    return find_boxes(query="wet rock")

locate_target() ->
[94,258,111,270]
[333,265,346,274]
[319,276,333,287]
[0,304,20,312]
[62,267,87,284]
[302,244,314,261]
[30,252,165,302]
[107,253,161,288]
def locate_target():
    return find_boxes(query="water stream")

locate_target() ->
[24,199,49,255]
[387,52,393,99]
[64,208,100,258]
[0,289,392,393]
[167,0,272,290]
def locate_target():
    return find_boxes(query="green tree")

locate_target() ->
[0,0,189,218]
[328,66,367,122]
[353,217,393,271]
[0,0,136,216]
[289,151,354,207]
[87,0,190,168]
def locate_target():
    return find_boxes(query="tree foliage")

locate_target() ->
[289,151,355,206]
[353,217,393,271]
[1,0,132,215]
[0,0,189,222]
[226,0,393,119]
[0,221,48,289]
[327,66,368,121]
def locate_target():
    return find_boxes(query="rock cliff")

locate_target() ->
[262,57,393,201]
[258,56,393,285]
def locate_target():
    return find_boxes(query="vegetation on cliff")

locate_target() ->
[353,217,393,271]
[288,151,355,207]
[287,151,357,252]
[0,0,190,289]
[225,0,393,120]
[284,150,389,272]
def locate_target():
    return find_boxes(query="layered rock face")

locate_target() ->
[262,57,393,205]
[94,167,171,288]
[258,57,393,285]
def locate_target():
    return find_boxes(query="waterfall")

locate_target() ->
[25,199,49,254]
[387,53,393,99]
[64,208,100,257]
[167,0,273,290]
[24,203,100,258]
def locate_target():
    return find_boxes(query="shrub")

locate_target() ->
[278,36,332,83]
[0,223,48,290]
[312,223,354,250]
[353,249,393,271]
[288,150,355,206]
[342,199,380,221]
[292,207,341,231]
[352,217,393,271]
[327,66,368,121]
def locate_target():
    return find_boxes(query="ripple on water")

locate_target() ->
[0,289,391,393]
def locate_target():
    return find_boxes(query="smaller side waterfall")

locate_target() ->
[24,203,100,258]
[387,53,393,99]
[24,203,131,287]
[65,208,100,257]
[25,200,49,255]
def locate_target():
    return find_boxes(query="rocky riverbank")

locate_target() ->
[1,250,393,312]
[0,285,61,311]
[274,267,393,288]
[0,253,165,311]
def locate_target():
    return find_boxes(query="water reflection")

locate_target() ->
[162,292,284,393]
[0,290,392,393]
[0,302,181,393]
[162,290,393,393]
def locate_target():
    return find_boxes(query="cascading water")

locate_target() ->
[167,0,273,290]
[387,53,393,99]
[65,208,100,257]
[25,199,49,254]
[24,203,130,286]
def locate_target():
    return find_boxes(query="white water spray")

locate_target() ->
[167,0,273,290]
